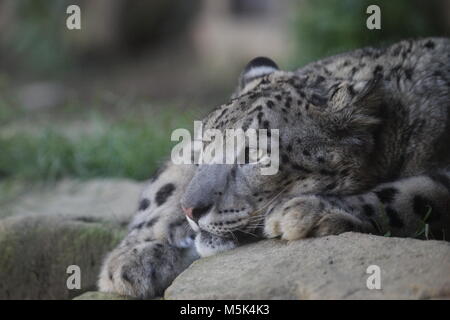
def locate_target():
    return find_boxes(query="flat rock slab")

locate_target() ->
[1,178,143,223]
[0,215,126,299]
[165,232,450,300]
[0,179,143,299]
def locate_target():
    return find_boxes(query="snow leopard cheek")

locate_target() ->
[194,231,238,257]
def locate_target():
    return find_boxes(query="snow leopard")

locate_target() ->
[98,38,450,298]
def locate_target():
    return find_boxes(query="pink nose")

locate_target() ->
[182,207,194,220]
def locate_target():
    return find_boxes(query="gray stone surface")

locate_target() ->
[73,291,135,300]
[165,232,450,300]
[0,178,143,222]
[0,179,143,299]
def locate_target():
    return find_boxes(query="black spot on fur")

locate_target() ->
[424,40,435,49]
[132,221,145,230]
[121,270,132,284]
[404,68,413,80]
[150,269,157,281]
[315,75,325,85]
[291,163,312,173]
[429,172,450,192]
[385,207,404,228]
[266,100,275,109]
[231,166,237,179]
[145,217,159,228]
[391,46,401,56]
[362,204,374,216]
[155,183,176,206]
[347,84,356,97]
[249,93,259,99]
[215,108,228,122]
[320,169,336,176]
[373,65,383,74]
[152,245,164,260]
[169,218,186,229]
[325,182,337,191]
[138,198,151,211]
[242,117,253,131]
[257,112,264,124]
[375,188,398,204]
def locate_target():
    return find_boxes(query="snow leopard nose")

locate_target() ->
[182,204,212,223]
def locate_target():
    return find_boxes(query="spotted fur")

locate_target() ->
[99,38,450,298]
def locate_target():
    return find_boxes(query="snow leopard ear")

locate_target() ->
[239,57,279,89]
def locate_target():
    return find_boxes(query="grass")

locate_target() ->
[414,206,433,240]
[0,99,201,182]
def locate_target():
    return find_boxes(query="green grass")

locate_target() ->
[0,104,200,182]
[414,206,433,240]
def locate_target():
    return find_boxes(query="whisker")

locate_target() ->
[227,230,238,242]
[237,229,258,237]
[249,184,292,217]
[247,223,265,228]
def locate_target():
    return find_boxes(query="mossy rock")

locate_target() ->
[0,215,126,299]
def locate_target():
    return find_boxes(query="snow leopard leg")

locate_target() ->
[98,162,199,298]
[264,170,450,240]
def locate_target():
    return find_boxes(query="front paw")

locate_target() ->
[98,240,195,299]
[264,195,360,240]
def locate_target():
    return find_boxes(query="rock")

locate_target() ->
[0,179,143,299]
[165,232,450,300]
[73,291,135,300]
[1,178,144,223]
[0,215,126,299]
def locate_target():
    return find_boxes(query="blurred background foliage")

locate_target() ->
[6,1,69,75]
[292,0,449,66]
[1,0,201,76]
[0,0,448,184]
